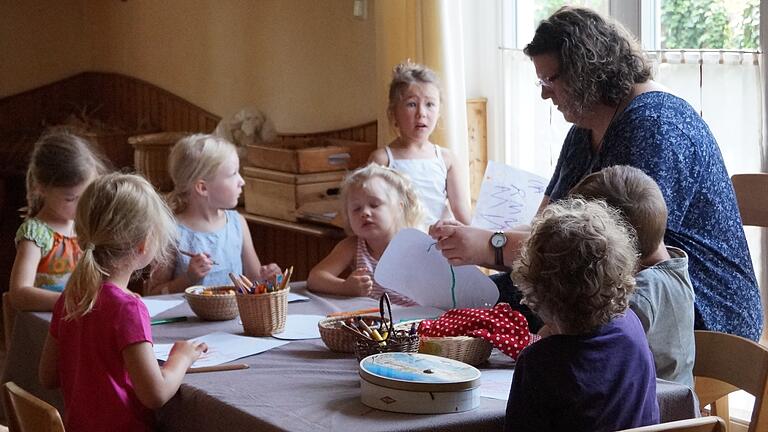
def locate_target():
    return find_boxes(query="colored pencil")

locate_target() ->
[187,363,250,374]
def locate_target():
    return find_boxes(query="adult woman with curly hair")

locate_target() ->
[430,6,761,342]
[505,198,658,432]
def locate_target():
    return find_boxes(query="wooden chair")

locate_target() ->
[616,416,727,432]
[731,173,768,228]
[2,382,64,432]
[693,330,768,432]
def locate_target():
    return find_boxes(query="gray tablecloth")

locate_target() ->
[1,284,699,431]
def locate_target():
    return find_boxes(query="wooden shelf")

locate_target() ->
[238,209,345,239]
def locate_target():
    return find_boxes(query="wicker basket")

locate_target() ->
[396,320,494,366]
[129,132,189,192]
[354,330,420,362]
[184,285,239,321]
[419,336,493,366]
[236,288,289,336]
[318,315,389,353]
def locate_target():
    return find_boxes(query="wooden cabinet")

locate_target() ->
[241,211,345,282]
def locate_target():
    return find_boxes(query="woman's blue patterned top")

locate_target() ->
[545,91,762,341]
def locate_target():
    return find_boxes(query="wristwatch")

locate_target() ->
[490,231,507,266]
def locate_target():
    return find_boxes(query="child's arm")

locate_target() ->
[240,214,281,282]
[9,240,60,311]
[146,251,212,295]
[39,333,60,389]
[307,237,372,297]
[122,340,207,409]
[441,147,472,225]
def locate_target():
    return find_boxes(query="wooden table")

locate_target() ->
[1,284,700,431]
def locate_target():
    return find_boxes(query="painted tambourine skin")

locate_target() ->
[359,352,481,393]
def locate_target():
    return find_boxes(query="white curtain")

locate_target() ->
[650,51,765,326]
[499,49,570,178]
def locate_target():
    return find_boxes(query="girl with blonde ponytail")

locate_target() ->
[308,163,423,305]
[39,173,207,432]
[10,131,107,311]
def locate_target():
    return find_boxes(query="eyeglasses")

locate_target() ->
[535,73,561,88]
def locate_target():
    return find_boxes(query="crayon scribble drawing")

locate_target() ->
[471,161,548,230]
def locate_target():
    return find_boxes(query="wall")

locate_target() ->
[1,0,377,133]
[85,0,377,132]
[0,0,92,97]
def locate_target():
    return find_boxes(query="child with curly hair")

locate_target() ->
[505,197,659,432]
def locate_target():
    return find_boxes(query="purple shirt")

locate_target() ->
[505,309,659,432]
[51,282,154,432]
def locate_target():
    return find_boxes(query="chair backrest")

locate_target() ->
[694,330,768,432]
[616,416,727,432]
[731,173,768,227]
[2,382,64,432]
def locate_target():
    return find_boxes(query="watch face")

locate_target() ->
[491,233,507,248]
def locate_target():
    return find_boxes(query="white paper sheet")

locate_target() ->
[374,228,499,310]
[271,314,324,340]
[471,161,548,230]
[153,332,288,367]
[479,368,515,400]
[288,292,310,302]
[141,298,185,318]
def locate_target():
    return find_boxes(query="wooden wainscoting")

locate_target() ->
[242,212,345,282]
[467,98,488,210]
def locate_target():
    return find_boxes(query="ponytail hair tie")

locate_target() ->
[84,242,95,252]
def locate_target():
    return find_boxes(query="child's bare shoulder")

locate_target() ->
[368,148,389,165]
[438,145,458,167]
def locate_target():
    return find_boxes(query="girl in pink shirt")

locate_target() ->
[39,173,207,432]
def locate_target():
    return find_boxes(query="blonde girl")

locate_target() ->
[147,134,280,294]
[39,173,207,432]
[369,60,471,226]
[308,164,423,305]
[10,131,107,311]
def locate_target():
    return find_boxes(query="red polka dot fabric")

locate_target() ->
[417,303,532,359]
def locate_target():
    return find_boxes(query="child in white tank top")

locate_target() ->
[369,61,471,227]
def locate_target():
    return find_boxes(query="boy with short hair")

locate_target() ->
[572,164,695,387]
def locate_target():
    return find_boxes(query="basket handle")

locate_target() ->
[379,293,393,341]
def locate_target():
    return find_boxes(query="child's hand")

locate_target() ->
[343,268,373,297]
[169,340,208,364]
[258,263,282,281]
[186,253,213,282]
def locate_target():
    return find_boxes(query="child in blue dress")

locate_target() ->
[147,134,280,294]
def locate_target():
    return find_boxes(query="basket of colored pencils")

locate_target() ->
[184,285,239,321]
[229,267,293,336]
[349,294,420,361]
[318,312,389,353]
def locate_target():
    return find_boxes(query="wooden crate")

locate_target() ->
[243,166,344,221]
[246,137,375,173]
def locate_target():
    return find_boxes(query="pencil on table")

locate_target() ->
[326,308,380,318]
[188,363,250,374]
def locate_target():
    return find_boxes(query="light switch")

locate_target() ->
[353,0,367,20]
